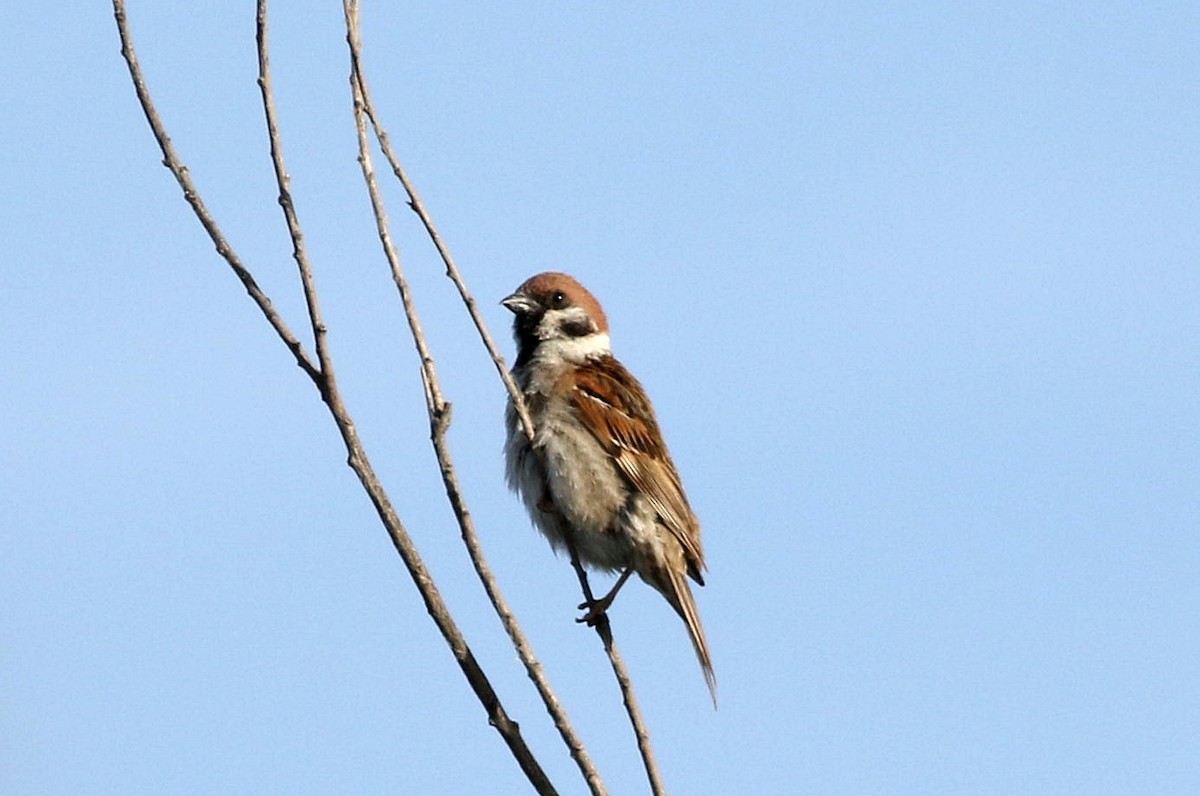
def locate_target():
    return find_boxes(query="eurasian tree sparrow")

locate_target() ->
[502,272,715,701]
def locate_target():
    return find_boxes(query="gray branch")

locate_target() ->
[115,1,556,792]
[338,16,670,795]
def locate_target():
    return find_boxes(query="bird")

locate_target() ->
[502,271,715,702]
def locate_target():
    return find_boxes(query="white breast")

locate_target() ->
[505,368,632,573]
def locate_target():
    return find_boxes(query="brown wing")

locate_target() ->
[569,356,705,579]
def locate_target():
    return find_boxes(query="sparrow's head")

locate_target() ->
[503,272,611,365]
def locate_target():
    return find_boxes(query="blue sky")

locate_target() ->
[3,2,1198,794]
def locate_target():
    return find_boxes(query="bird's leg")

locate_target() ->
[576,565,635,626]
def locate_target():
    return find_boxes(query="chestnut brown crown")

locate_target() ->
[502,272,609,335]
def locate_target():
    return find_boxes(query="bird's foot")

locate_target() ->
[574,565,635,626]
[575,596,614,626]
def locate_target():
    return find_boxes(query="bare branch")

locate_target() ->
[343,5,607,795]
[255,0,333,377]
[566,550,667,796]
[117,2,556,792]
[342,9,668,795]
[252,2,556,789]
[112,0,320,386]
[341,33,533,442]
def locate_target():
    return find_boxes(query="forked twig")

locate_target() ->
[116,2,556,792]
[112,1,320,386]
[343,7,607,793]
[254,1,332,377]
[341,7,667,795]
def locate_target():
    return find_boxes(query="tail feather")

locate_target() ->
[663,564,717,706]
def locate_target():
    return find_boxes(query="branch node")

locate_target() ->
[439,401,453,429]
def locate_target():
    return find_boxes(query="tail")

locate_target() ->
[662,564,717,707]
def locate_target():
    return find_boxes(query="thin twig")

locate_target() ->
[342,43,532,441]
[112,0,320,386]
[343,8,608,793]
[565,549,667,796]
[255,0,332,378]
[343,14,668,796]
[253,4,555,790]
[116,3,556,792]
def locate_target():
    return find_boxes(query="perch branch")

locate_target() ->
[343,9,607,793]
[256,4,554,790]
[342,9,667,795]
[116,2,556,792]
[565,547,666,796]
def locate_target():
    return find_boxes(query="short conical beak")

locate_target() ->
[501,292,537,314]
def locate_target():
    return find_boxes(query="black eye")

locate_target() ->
[550,291,568,308]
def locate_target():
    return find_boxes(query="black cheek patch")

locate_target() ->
[560,316,596,338]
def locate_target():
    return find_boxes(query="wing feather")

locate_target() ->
[568,356,705,578]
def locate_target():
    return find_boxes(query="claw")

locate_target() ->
[575,597,613,626]
[573,564,635,626]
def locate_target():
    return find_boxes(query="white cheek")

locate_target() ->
[537,332,612,364]
[537,307,587,335]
